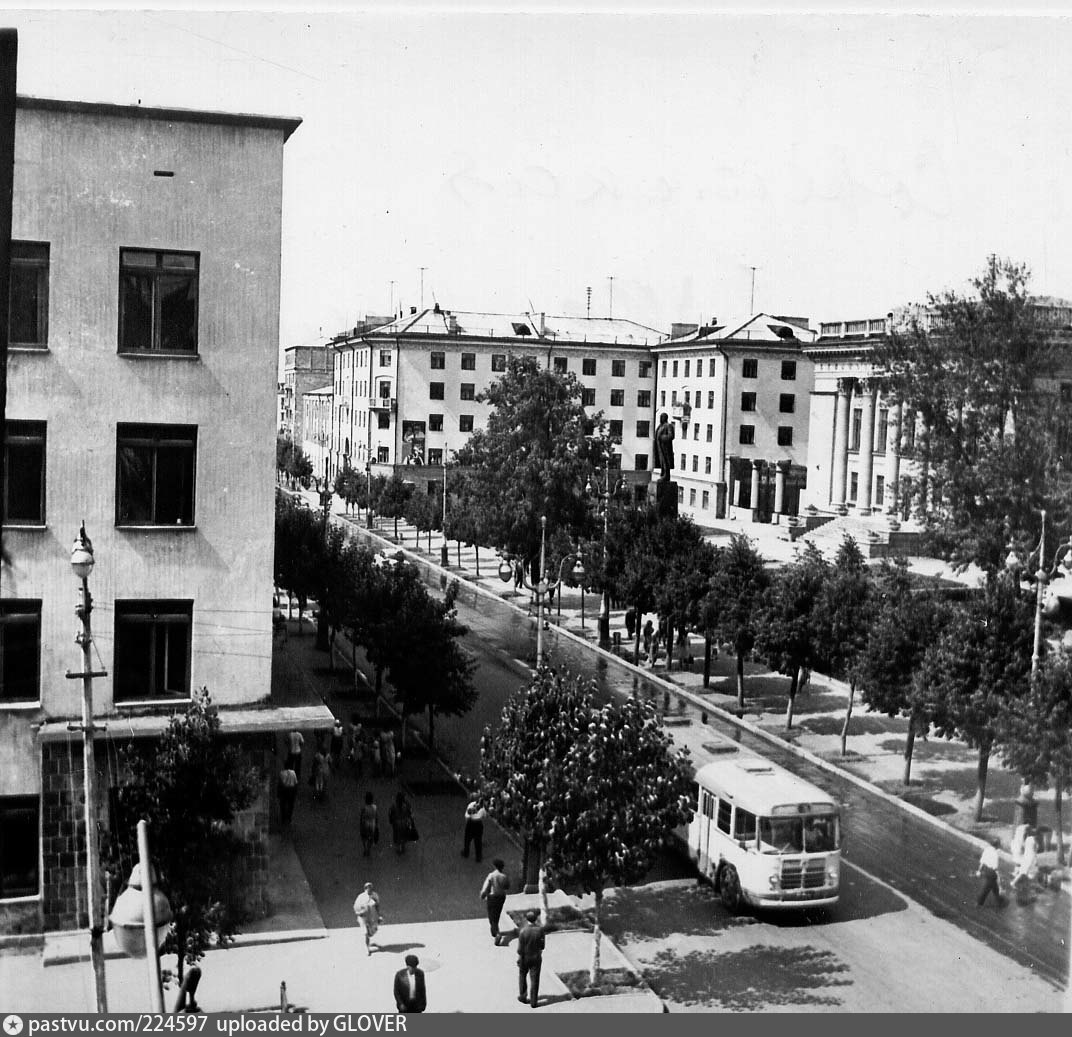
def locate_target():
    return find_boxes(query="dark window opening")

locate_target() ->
[9,241,49,348]
[116,423,196,526]
[0,601,41,702]
[0,797,39,898]
[118,249,199,354]
[4,421,45,524]
[113,600,192,702]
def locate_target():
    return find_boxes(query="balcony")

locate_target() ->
[671,401,692,424]
[369,396,397,412]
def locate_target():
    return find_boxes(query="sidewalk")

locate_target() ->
[306,487,1069,868]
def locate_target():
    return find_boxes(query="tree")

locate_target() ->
[916,577,1035,821]
[274,490,323,635]
[480,667,692,984]
[873,256,1071,571]
[106,689,260,983]
[403,489,438,551]
[754,542,830,729]
[453,355,608,568]
[699,534,768,708]
[998,651,1072,864]
[812,537,875,755]
[334,465,364,515]
[378,474,414,540]
[858,564,953,785]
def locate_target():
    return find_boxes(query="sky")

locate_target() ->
[5,4,1072,360]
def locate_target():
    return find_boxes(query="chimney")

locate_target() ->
[410,306,417,315]
[538,312,546,336]
[448,314,459,335]
[434,302,441,314]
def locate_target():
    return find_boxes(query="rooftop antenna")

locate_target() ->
[419,267,428,311]
[388,280,396,316]
[608,275,614,318]
[586,286,592,318]
[749,265,758,315]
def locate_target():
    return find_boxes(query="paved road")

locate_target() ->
[329,514,1070,991]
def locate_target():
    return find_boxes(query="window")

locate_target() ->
[118,249,198,354]
[636,420,650,438]
[377,412,390,429]
[429,382,445,400]
[4,421,45,524]
[638,390,652,408]
[851,409,862,451]
[781,360,797,380]
[609,453,622,470]
[875,474,886,505]
[777,426,794,446]
[491,354,506,372]
[671,391,678,405]
[672,361,679,377]
[678,485,684,504]
[428,448,443,466]
[659,391,666,407]
[684,360,691,377]
[708,391,715,408]
[689,488,697,505]
[427,481,438,496]
[0,796,39,897]
[692,456,698,472]
[702,490,710,509]
[639,361,652,378]
[9,241,49,348]
[430,351,445,369]
[741,392,757,412]
[609,420,623,439]
[739,425,755,445]
[116,424,196,526]
[553,357,567,374]
[0,601,40,703]
[379,350,392,367]
[680,424,687,440]
[661,361,667,376]
[611,359,625,377]
[377,446,390,463]
[693,423,700,440]
[459,414,474,433]
[734,807,757,842]
[582,388,596,407]
[610,389,625,407]
[461,353,476,370]
[582,358,597,376]
[779,394,795,413]
[635,454,648,471]
[429,413,443,432]
[709,358,716,377]
[113,600,192,702]
[377,380,391,398]
[742,358,758,379]
[706,425,713,443]
[679,453,686,470]
[849,472,859,501]
[460,383,475,401]
[876,408,889,453]
[716,797,732,834]
[705,457,712,474]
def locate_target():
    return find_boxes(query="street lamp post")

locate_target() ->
[586,468,623,648]
[440,459,449,567]
[108,820,173,1012]
[497,515,577,668]
[66,524,108,1013]
[365,462,373,529]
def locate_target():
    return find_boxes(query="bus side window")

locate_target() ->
[702,790,714,819]
[735,807,757,844]
[716,798,732,834]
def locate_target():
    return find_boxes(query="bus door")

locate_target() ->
[698,788,715,876]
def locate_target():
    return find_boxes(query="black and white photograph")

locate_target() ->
[0,2,1070,1016]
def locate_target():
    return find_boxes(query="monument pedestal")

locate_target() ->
[655,479,679,519]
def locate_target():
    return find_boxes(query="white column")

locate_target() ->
[831,378,852,513]
[749,460,762,513]
[884,401,902,516]
[857,380,877,512]
[774,460,787,516]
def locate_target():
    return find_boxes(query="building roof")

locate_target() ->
[17,94,302,142]
[303,385,334,397]
[364,308,666,346]
[661,312,817,347]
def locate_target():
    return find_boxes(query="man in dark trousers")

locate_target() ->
[393,954,427,1013]
[516,909,545,1008]
[462,797,487,861]
[480,858,511,945]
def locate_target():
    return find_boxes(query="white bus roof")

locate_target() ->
[694,756,837,816]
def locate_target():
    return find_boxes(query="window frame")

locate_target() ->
[635,453,648,471]
[781,360,797,381]
[0,600,41,705]
[430,351,446,370]
[638,360,652,378]
[459,414,474,433]
[742,358,758,379]
[460,353,476,371]
[4,420,46,526]
[115,423,197,527]
[9,240,49,349]
[740,392,757,413]
[609,389,625,407]
[611,359,625,377]
[553,357,568,374]
[112,599,193,704]
[460,383,475,401]
[0,795,39,899]
[739,425,755,445]
[779,393,795,413]
[117,247,200,356]
[637,390,652,408]
[582,358,597,376]
[491,354,506,372]
[429,382,445,401]
[428,448,444,466]
[777,426,794,447]
[636,420,650,438]
[428,413,444,432]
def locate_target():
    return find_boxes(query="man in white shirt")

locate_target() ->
[462,798,487,861]
[393,954,426,1013]
[976,838,1006,907]
[286,729,304,780]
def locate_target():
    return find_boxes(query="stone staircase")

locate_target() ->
[799,512,917,560]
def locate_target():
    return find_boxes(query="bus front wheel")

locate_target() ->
[718,865,741,913]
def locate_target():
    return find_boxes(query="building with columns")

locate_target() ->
[651,314,815,526]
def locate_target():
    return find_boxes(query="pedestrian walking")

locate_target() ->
[381,728,397,778]
[273,597,288,644]
[514,560,524,590]
[330,718,345,772]
[277,764,298,827]
[347,717,365,777]
[393,954,427,1013]
[480,858,511,945]
[369,735,382,777]
[625,607,636,640]
[286,729,304,781]
[976,838,1007,907]
[388,791,416,855]
[359,792,379,856]
[1012,827,1039,901]
[352,881,382,956]
[516,909,545,1008]
[642,619,654,658]
[462,797,487,861]
[311,744,329,803]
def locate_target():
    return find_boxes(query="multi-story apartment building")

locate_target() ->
[327,306,666,503]
[652,314,815,525]
[279,338,333,443]
[300,385,334,485]
[0,97,328,936]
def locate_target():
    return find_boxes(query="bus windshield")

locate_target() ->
[758,814,838,854]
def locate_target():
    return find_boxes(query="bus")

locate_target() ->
[686,751,841,912]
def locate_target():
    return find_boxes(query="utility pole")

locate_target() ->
[607,275,614,318]
[67,526,108,1013]
[419,267,427,311]
[749,266,757,315]
[441,460,449,567]
[586,286,592,318]
[388,280,397,317]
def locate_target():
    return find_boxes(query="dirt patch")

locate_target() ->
[557,967,642,998]
[506,905,592,932]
